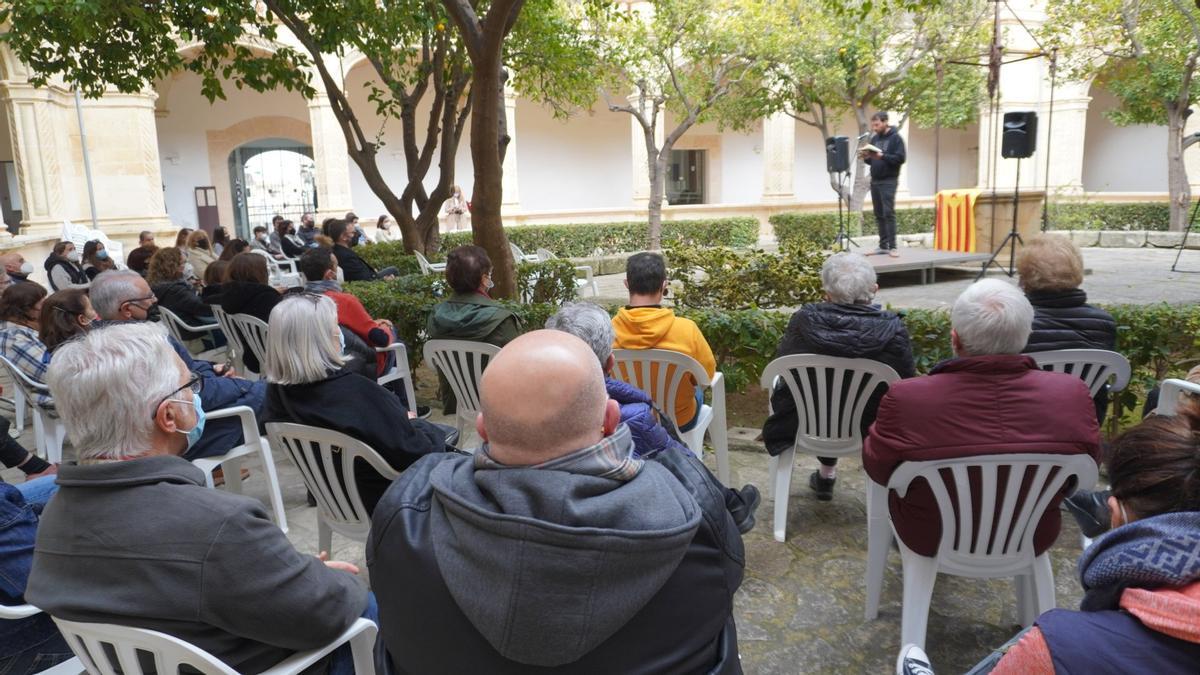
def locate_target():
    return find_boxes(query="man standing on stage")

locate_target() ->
[861,111,906,258]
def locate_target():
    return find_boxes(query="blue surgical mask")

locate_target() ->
[170,393,206,450]
[96,250,109,260]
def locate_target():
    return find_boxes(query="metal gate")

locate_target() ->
[229,141,317,239]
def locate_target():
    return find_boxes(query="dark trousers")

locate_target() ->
[871,178,898,250]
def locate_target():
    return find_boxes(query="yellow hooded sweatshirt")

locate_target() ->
[611,306,717,425]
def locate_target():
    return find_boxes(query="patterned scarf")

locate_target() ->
[1079,511,1200,611]
[304,279,342,294]
[474,424,643,482]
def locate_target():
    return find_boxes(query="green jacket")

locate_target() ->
[426,292,521,414]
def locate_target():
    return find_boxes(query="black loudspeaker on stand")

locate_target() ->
[825,136,856,250]
[978,111,1038,279]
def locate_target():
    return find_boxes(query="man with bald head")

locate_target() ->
[368,330,745,674]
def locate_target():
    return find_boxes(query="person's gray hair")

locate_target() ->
[90,269,147,319]
[264,294,344,385]
[820,252,877,304]
[544,302,614,366]
[47,322,181,461]
[951,279,1034,356]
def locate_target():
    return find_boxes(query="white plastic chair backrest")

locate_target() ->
[760,354,901,456]
[611,349,713,428]
[0,602,41,619]
[248,248,283,275]
[229,314,269,373]
[888,453,1098,574]
[266,423,399,540]
[414,251,434,275]
[209,306,239,360]
[423,340,500,417]
[0,355,50,404]
[1156,378,1200,416]
[156,306,194,345]
[535,248,555,262]
[509,243,527,262]
[1029,349,1132,397]
[54,617,239,675]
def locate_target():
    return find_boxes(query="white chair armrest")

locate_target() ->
[259,618,378,675]
[0,603,42,619]
[204,406,261,447]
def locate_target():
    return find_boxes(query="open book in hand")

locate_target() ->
[859,143,883,155]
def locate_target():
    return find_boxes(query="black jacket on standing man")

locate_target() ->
[864,126,907,181]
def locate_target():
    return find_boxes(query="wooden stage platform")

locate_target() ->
[860,247,993,284]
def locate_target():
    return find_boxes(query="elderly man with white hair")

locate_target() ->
[763,252,916,501]
[862,279,1101,559]
[25,322,375,673]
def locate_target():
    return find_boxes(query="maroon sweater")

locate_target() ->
[863,354,1101,557]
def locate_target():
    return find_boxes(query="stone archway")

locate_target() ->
[206,116,312,233]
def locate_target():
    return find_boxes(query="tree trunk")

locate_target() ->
[466,56,515,297]
[1167,102,1191,232]
[648,151,669,251]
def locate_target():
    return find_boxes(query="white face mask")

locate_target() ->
[66,250,81,263]
[19,262,33,276]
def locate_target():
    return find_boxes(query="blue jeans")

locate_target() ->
[677,387,705,433]
[15,476,58,511]
[328,592,392,675]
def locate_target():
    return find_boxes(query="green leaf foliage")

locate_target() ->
[771,209,934,248]
[667,241,827,310]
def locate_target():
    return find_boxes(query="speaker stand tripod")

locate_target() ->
[977,156,1024,280]
[1171,197,1200,273]
[831,170,858,251]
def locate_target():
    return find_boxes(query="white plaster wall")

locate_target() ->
[154,71,310,229]
[717,124,762,204]
[907,123,980,196]
[791,116,860,201]
[1082,86,1169,192]
[515,99,631,212]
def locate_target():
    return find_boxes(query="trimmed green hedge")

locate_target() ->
[439,218,759,257]
[771,209,933,248]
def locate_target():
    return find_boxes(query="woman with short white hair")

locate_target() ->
[762,252,916,501]
[261,294,454,513]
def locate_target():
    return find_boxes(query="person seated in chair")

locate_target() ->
[262,294,454,514]
[368,330,745,673]
[147,247,220,348]
[762,252,916,501]
[612,252,716,433]
[327,220,397,282]
[299,248,397,382]
[863,279,1101,558]
[125,231,157,276]
[25,322,375,673]
[208,252,282,374]
[38,288,97,352]
[547,302,760,534]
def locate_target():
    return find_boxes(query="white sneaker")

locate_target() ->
[896,644,933,675]
[889,248,901,258]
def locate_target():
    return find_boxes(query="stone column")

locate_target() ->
[307,92,356,219]
[761,112,795,202]
[0,84,65,237]
[1042,90,1090,195]
[630,94,664,206]
[502,86,520,215]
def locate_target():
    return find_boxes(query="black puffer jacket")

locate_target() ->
[763,303,916,456]
[151,280,215,342]
[1023,288,1116,353]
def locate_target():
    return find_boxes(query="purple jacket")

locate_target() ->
[606,377,688,459]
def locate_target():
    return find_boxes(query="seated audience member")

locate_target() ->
[326,219,396,282]
[252,225,283,259]
[276,219,307,258]
[0,475,71,672]
[426,245,520,414]
[185,229,218,282]
[368,331,745,673]
[299,248,396,378]
[612,252,716,432]
[211,226,229,257]
[210,252,281,373]
[297,213,318,247]
[979,410,1200,674]
[26,322,373,673]
[547,302,760,533]
[863,279,1101,558]
[81,240,115,281]
[1018,233,1116,420]
[218,237,251,262]
[44,241,89,291]
[0,253,35,284]
[374,215,399,243]
[0,283,51,403]
[90,270,266,461]
[39,288,97,352]
[345,212,373,246]
[762,252,916,501]
[174,228,193,249]
[200,260,229,302]
[147,247,219,346]
[262,294,452,514]
[125,230,157,275]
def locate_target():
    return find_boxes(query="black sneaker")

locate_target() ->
[809,471,835,501]
[1064,488,1112,538]
[729,484,761,535]
[896,644,933,675]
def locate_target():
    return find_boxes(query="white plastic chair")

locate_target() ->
[266,423,399,552]
[376,342,418,412]
[414,251,446,275]
[535,247,598,297]
[0,356,66,463]
[863,453,1098,650]
[1029,349,1132,397]
[158,306,226,362]
[423,339,499,440]
[759,355,901,542]
[509,243,540,264]
[190,405,288,533]
[0,603,83,674]
[209,305,243,375]
[611,349,730,484]
[1154,377,1200,415]
[228,313,269,380]
[53,615,377,675]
